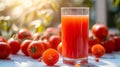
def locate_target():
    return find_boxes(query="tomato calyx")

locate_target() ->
[23,33,29,38]
[31,47,37,53]
[89,36,94,40]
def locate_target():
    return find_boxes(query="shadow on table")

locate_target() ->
[0,52,118,67]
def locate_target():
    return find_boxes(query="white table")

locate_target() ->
[0,51,120,67]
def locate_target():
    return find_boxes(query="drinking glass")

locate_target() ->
[61,7,89,65]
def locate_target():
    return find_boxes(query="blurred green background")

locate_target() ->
[0,0,120,37]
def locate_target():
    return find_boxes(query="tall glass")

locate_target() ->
[61,7,89,65]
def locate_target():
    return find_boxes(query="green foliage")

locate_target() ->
[113,0,120,7]
[115,12,120,34]
[0,0,93,37]
[60,0,93,7]
[0,16,13,39]
[113,0,120,34]
[82,0,93,7]
[0,16,11,33]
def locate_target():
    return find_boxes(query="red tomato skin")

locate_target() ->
[89,37,100,53]
[91,44,105,58]
[49,35,61,50]
[45,27,56,33]
[27,41,45,59]
[8,39,20,54]
[0,36,7,42]
[17,29,32,40]
[21,40,32,56]
[0,42,11,59]
[42,48,59,66]
[40,40,51,50]
[57,42,62,54]
[92,24,108,40]
[113,36,120,51]
[101,38,115,53]
[33,33,41,40]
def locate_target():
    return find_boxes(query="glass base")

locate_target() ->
[63,57,88,65]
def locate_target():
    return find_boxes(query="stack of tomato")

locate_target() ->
[89,24,120,58]
[0,23,120,66]
[0,24,62,66]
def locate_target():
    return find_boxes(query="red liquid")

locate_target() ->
[62,15,89,59]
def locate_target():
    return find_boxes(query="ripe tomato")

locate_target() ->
[37,58,42,62]
[57,23,62,30]
[17,29,32,40]
[40,39,51,50]
[92,24,108,40]
[42,27,57,40]
[41,32,52,41]
[33,33,41,40]
[57,42,62,54]
[113,36,120,51]
[88,36,100,53]
[8,38,20,54]
[101,37,115,53]
[91,44,105,58]
[45,27,56,33]
[57,24,62,37]
[42,48,59,66]
[0,42,11,59]
[21,40,32,56]
[27,41,45,59]
[95,58,99,62]
[0,36,7,42]
[49,35,61,50]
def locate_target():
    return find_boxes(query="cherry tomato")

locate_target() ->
[42,48,59,66]
[17,29,32,40]
[57,23,62,30]
[95,58,99,62]
[92,24,108,40]
[0,42,11,59]
[0,36,7,42]
[37,58,42,62]
[27,41,45,59]
[8,38,20,54]
[33,33,41,40]
[57,23,62,37]
[101,37,115,53]
[42,27,57,40]
[21,40,32,56]
[113,36,120,51]
[41,32,52,41]
[91,44,105,58]
[49,35,61,50]
[89,36,100,53]
[40,39,51,50]
[45,27,56,33]
[57,42,62,54]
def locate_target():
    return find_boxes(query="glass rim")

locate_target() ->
[61,7,89,10]
[61,7,89,15]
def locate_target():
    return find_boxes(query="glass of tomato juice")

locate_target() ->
[61,7,89,65]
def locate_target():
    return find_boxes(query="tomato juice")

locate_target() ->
[62,15,89,59]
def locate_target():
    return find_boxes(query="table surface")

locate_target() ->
[0,51,120,67]
[0,29,120,67]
